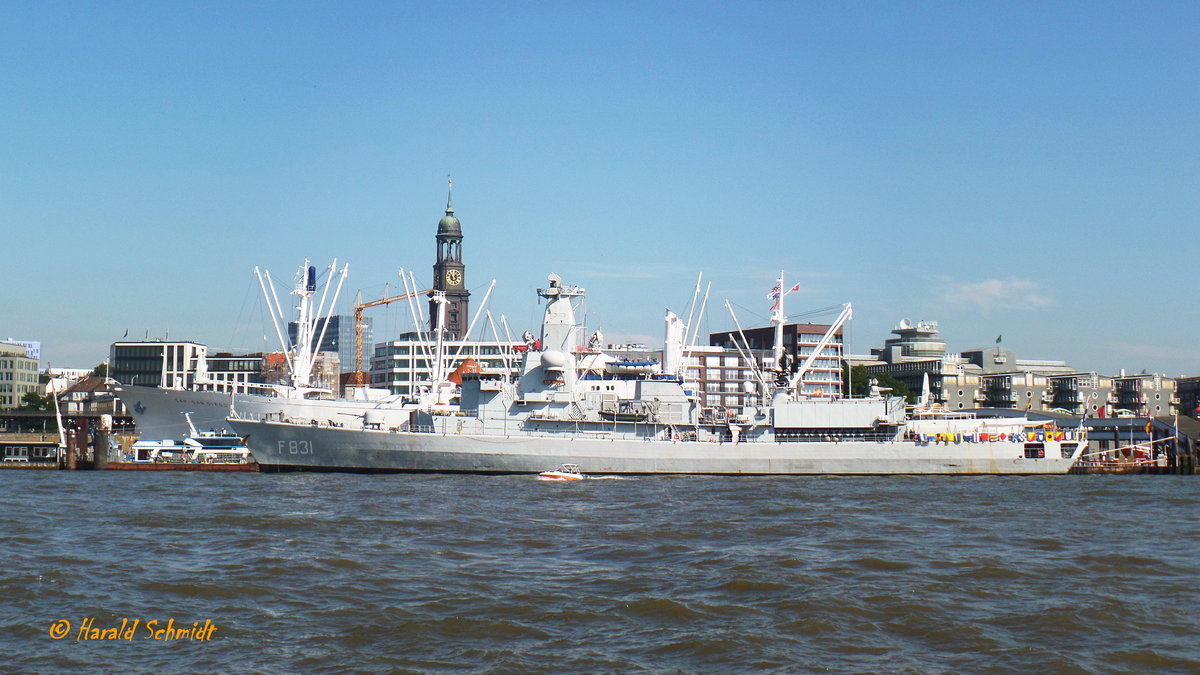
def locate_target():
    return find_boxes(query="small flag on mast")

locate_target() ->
[768,281,796,309]
[767,283,800,301]
[768,283,801,311]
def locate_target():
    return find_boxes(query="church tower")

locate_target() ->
[430,178,470,339]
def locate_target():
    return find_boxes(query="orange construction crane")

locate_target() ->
[351,288,432,385]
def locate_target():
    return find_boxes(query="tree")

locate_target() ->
[19,392,52,411]
[843,365,914,403]
[844,364,871,396]
[876,372,915,404]
[92,362,108,377]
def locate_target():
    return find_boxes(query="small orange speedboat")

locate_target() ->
[537,463,586,480]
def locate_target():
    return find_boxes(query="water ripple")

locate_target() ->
[1,473,1198,672]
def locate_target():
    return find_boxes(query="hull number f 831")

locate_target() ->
[280,440,313,455]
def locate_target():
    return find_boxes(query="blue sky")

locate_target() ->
[3,1,1197,375]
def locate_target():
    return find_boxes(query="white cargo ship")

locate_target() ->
[115,260,459,439]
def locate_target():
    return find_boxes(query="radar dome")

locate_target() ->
[540,350,568,370]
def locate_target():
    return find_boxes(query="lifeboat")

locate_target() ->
[604,360,659,376]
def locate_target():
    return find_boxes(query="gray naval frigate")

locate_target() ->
[228,273,1086,475]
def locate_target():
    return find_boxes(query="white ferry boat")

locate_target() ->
[125,413,253,464]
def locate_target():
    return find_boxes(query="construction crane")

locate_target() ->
[351,288,433,386]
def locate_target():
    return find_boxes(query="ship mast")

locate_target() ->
[771,270,786,368]
[431,292,448,385]
[254,259,348,393]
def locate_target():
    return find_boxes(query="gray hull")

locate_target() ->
[228,419,1080,475]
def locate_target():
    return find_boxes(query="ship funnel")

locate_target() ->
[306,266,317,292]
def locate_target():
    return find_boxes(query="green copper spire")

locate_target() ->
[437,174,462,236]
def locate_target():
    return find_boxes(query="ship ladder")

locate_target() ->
[567,402,585,421]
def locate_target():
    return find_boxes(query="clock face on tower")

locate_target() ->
[445,269,462,286]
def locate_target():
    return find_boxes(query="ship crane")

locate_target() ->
[759,270,854,400]
[786,302,853,396]
[350,288,433,386]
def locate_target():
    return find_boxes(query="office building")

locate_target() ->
[287,315,366,375]
[0,343,40,409]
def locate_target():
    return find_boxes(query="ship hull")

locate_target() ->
[115,385,416,440]
[229,419,1080,475]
